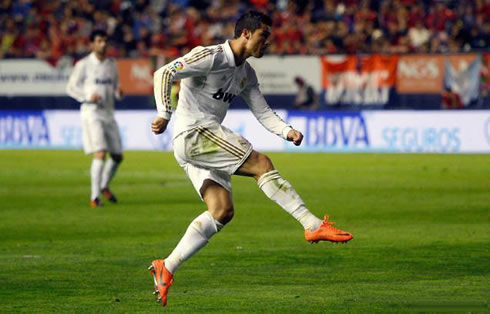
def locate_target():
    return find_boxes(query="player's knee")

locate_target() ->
[256,153,274,177]
[213,205,234,225]
[94,150,106,160]
[112,154,123,163]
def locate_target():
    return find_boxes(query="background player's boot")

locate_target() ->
[148,259,173,306]
[304,214,353,243]
[90,197,102,208]
[101,188,117,203]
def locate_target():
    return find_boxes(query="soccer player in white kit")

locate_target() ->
[149,11,353,306]
[66,30,123,208]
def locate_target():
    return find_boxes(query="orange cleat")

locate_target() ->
[305,214,353,243]
[101,188,117,203]
[148,259,173,306]
[90,198,102,208]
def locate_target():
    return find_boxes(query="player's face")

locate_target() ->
[246,23,271,58]
[91,35,108,56]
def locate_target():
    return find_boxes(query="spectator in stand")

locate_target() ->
[0,0,489,61]
[442,86,463,109]
[408,20,430,52]
[293,76,319,111]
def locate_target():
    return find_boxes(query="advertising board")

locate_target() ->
[247,56,321,94]
[1,110,489,153]
[396,55,444,93]
[0,59,153,96]
[321,55,398,107]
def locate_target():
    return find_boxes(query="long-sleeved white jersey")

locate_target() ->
[66,52,120,117]
[154,40,292,139]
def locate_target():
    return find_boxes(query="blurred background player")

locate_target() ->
[66,30,123,208]
[149,11,352,307]
[293,76,319,110]
[442,86,463,109]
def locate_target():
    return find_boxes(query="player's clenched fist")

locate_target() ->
[152,117,169,134]
[287,129,303,146]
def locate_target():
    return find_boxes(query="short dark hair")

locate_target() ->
[234,11,272,38]
[90,29,108,42]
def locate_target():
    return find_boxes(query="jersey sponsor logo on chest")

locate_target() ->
[212,88,235,103]
[95,78,114,85]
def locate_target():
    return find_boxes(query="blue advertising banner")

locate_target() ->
[0,111,50,148]
[286,110,490,153]
[287,111,370,151]
[1,110,489,153]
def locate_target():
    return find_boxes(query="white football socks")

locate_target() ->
[165,211,223,274]
[100,158,120,190]
[258,170,322,231]
[90,159,104,200]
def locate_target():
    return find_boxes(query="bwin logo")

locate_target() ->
[212,88,235,103]
[96,78,113,85]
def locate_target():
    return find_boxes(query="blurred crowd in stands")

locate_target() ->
[0,0,489,63]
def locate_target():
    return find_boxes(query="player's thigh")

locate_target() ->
[174,124,253,175]
[82,115,107,154]
[183,162,232,201]
[104,119,123,155]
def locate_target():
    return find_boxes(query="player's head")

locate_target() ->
[90,29,108,57]
[234,11,272,58]
[294,76,305,86]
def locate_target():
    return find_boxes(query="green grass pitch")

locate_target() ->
[0,150,488,312]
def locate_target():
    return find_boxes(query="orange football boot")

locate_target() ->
[90,197,102,208]
[305,214,353,243]
[148,259,173,306]
[101,188,117,203]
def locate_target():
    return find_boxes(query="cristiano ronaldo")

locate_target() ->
[149,11,353,306]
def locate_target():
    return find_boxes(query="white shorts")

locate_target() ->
[81,107,122,155]
[173,123,253,198]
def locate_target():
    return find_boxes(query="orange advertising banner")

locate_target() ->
[321,55,397,106]
[116,59,153,95]
[321,56,357,88]
[360,55,398,87]
[396,55,444,93]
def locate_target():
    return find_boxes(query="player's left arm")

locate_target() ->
[241,69,303,146]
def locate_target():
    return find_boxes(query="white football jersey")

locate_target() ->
[154,40,292,139]
[66,52,120,117]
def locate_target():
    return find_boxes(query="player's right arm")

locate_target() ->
[152,47,216,134]
[66,60,86,103]
[241,65,304,146]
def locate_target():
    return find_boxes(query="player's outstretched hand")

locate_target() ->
[287,129,303,146]
[89,93,101,103]
[152,117,169,134]
[115,88,124,100]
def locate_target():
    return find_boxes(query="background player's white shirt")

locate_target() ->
[66,52,120,119]
[154,41,292,139]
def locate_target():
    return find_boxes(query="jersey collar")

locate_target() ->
[223,40,240,68]
[89,52,106,64]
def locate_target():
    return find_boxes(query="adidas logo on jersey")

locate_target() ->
[212,88,235,103]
